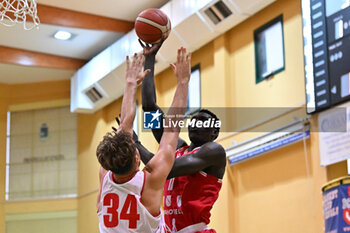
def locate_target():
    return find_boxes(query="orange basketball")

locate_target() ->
[135,8,171,44]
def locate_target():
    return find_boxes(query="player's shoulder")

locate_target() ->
[200,142,226,174]
[202,141,226,155]
[193,142,226,162]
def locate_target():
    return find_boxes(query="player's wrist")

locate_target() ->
[145,53,156,61]
[126,78,138,86]
[177,76,190,85]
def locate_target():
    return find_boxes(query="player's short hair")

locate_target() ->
[96,130,136,175]
[198,109,221,131]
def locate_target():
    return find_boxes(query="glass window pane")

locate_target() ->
[254,15,285,83]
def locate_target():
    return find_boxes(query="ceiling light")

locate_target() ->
[53,30,72,40]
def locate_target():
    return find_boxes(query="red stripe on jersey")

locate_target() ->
[141,170,146,196]
[97,171,108,213]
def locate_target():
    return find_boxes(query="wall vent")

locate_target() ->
[204,1,233,25]
[85,87,103,103]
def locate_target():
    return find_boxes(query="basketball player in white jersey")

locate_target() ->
[96,48,192,233]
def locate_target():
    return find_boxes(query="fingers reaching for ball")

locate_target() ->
[138,39,164,56]
[125,53,150,85]
[171,47,191,85]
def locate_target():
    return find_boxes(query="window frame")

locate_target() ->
[186,64,201,116]
[254,14,285,83]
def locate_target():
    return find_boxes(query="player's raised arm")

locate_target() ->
[139,39,162,109]
[140,40,165,141]
[146,47,191,180]
[96,53,149,211]
[141,47,191,213]
[118,53,150,135]
[167,141,226,179]
[140,40,188,149]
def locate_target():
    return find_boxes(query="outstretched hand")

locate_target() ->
[170,47,191,85]
[138,39,164,57]
[114,114,139,142]
[126,53,150,85]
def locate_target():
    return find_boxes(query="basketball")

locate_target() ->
[135,8,171,44]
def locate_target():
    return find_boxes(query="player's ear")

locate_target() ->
[211,128,219,141]
[135,149,141,167]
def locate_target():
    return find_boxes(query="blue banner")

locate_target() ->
[229,131,310,165]
[323,183,350,232]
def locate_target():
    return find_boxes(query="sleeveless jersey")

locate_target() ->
[98,170,164,233]
[163,146,222,233]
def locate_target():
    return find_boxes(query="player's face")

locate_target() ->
[188,112,216,145]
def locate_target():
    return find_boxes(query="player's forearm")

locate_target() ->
[160,82,188,153]
[147,80,189,180]
[167,160,197,179]
[120,81,138,130]
[166,82,189,119]
[142,55,157,110]
[135,141,154,165]
[166,156,206,179]
[142,55,165,143]
[133,131,155,164]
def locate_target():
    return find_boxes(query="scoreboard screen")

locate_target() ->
[302,0,350,114]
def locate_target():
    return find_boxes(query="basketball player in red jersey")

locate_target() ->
[96,49,192,232]
[136,41,226,233]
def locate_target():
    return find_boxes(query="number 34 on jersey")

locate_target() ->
[103,193,140,229]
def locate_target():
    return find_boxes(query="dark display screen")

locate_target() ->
[302,0,350,113]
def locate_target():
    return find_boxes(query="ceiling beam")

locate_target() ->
[0,46,87,70]
[36,4,134,33]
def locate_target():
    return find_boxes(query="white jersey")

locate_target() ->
[98,170,164,233]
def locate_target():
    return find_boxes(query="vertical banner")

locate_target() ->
[318,104,348,166]
[323,182,350,232]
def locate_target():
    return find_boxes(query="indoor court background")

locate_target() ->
[0,0,347,232]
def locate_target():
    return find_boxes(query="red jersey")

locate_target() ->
[163,146,222,233]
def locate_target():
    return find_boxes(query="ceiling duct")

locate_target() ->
[71,0,276,113]
[204,1,233,25]
[85,86,104,104]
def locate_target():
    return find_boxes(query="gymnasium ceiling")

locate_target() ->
[0,0,169,84]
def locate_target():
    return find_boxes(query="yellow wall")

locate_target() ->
[77,108,106,233]
[8,80,70,106]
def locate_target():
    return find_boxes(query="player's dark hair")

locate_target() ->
[198,109,220,130]
[96,130,136,175]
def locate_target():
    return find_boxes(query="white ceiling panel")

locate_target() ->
[0,63,75,84]
[0,23,123,60]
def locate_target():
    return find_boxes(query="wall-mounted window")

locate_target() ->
[186,64,201,115]
[254,15,285,83]
[6,106,77,200]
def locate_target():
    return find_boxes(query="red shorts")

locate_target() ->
[194,230,216,233]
